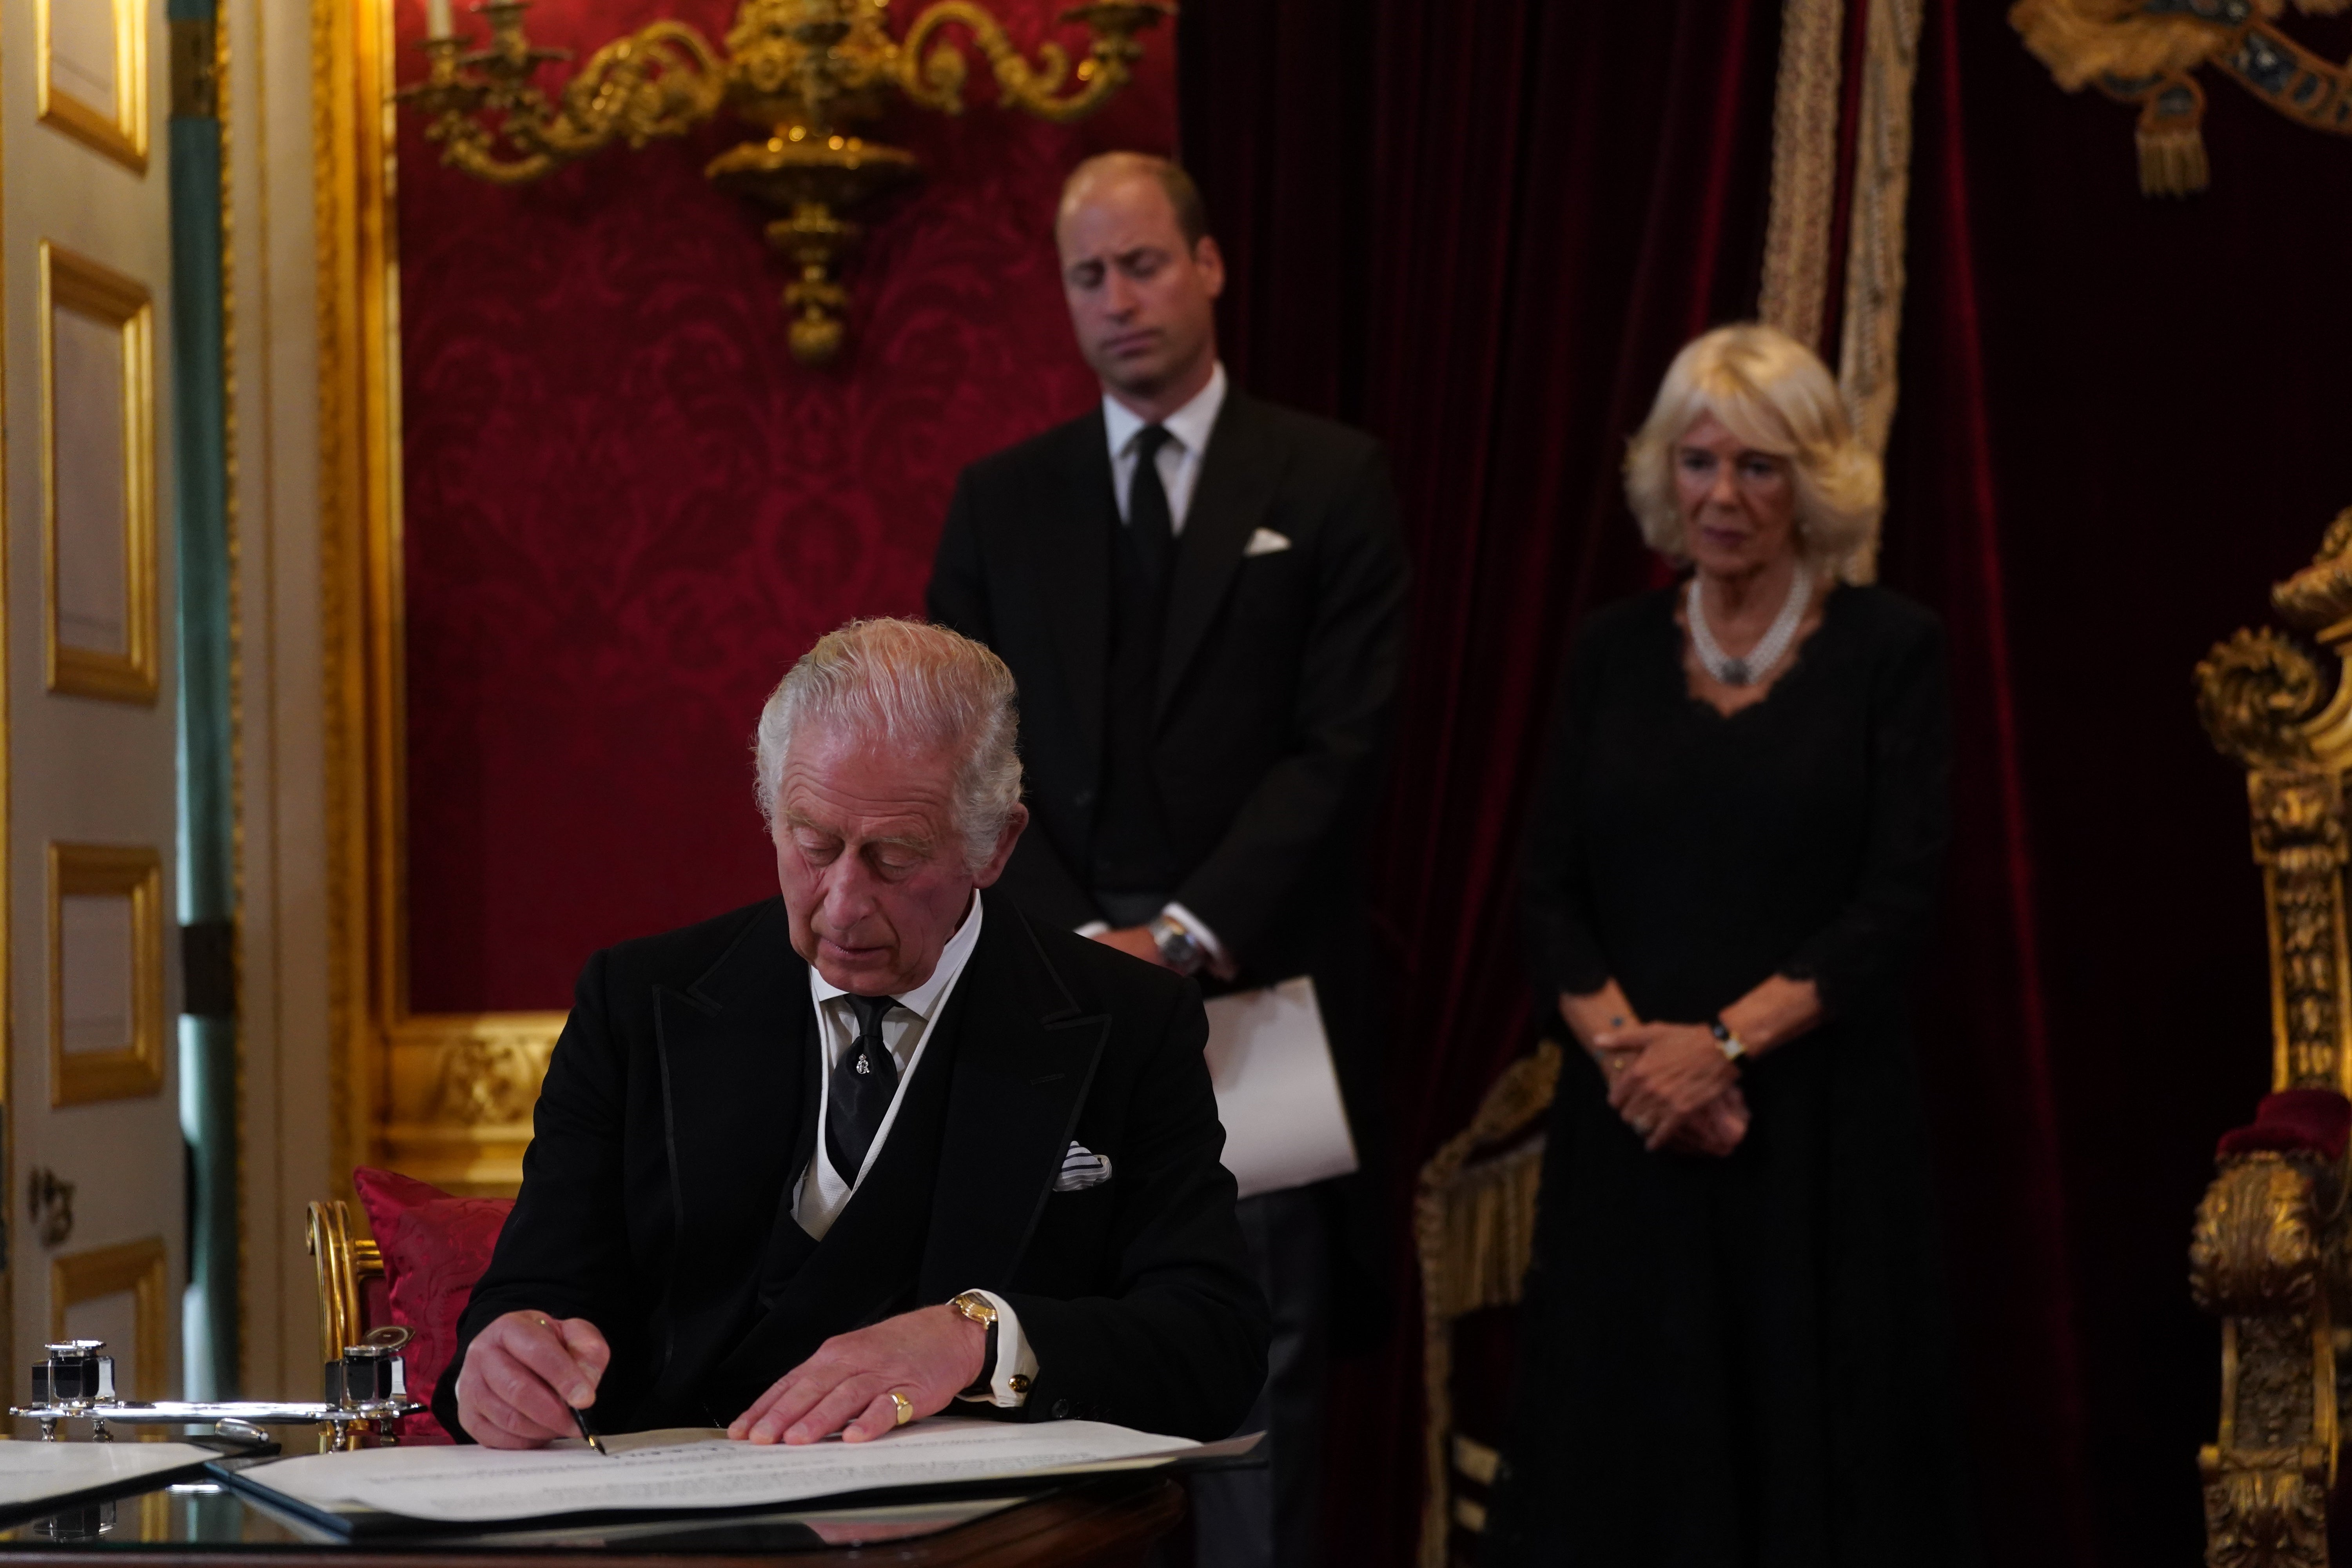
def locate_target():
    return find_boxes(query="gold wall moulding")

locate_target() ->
[2011,0,2352,196]
[382,1013,566,1194]
[36,0,149,172]
[47,843,166,1107]
[394,0,1175,366]
[40,243,159,706]
[51,1238,170,1401]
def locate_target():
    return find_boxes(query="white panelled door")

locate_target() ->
[5,0,183,1405]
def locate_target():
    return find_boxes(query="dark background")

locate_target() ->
[1181,1,2352,1564]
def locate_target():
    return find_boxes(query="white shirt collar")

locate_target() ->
[807,888,985,1023]
[1102,359,1227,461]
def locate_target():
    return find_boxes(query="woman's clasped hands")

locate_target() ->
[1594,1020,1749,1156]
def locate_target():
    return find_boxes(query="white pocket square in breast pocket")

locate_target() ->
[1054,1143,1114,1192]
[1243,528,1292,558]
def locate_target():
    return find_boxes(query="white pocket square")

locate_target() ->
[1243,528,1292,558]
[1054,1142,1114,1192]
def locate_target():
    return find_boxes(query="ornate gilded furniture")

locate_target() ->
[306,1199,388,1373]
[2193,508,2352,1566]
[394,0,1174,365]
[1415,1040,1561,1568]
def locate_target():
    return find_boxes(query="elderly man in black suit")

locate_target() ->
[438,619,1267,1451]
[927,153,1410,1568]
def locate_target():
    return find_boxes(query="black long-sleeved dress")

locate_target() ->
[1482,583,1978,1566]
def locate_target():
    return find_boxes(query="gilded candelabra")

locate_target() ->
[396,0,1173,366]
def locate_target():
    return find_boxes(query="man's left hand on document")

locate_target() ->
[728,1304,988,1445]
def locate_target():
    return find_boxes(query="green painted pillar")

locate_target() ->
[167,0,237,1400]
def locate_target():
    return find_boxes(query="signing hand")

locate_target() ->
[1090,926,1167,967]
[730,1304,987,1445]
[1597,1021,1739,1152]
[453,1310,610,1450]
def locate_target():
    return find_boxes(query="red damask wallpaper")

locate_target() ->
[393,0,1174,1012]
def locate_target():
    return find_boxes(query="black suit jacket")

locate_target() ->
[927,389,1409,1114]
[436,894,1268,1443]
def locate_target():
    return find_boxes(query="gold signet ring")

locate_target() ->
[889,1392,913,1427]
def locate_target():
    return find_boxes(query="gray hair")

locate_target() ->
[753,619,1023,872]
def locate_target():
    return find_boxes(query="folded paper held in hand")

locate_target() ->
[1203,976,1359,1199]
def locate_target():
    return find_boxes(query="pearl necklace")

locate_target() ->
[1686,569,1812,687]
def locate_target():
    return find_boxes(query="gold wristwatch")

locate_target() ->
[948,1290,1003,1398]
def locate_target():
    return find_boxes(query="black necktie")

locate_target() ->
[1127,425,1176,588]
[826,993,901,1183]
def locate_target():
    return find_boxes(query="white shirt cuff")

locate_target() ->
[1075,920,1111,939]
[1161,901,1236,981]
[951,1288,1036,1408]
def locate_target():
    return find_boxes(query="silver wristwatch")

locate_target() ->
[1148,913,1207,976]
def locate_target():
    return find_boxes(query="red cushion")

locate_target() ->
[2216,1089,2352,1163]
[351,1167,514,1443]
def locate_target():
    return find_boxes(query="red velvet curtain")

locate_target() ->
[1887,6,2352,1563]
[1187,0,2352,1562]
[1180,3,1785,1560]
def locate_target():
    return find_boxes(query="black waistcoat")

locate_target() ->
[1089,521,1176,892]
[652,998,964,1427]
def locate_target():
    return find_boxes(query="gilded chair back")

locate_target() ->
[2191,505,2352,1567]
[1415,1040,1560,1568]
[305,1198,384,1370]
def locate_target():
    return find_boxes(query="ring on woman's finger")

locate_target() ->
[889,1392,913,1428]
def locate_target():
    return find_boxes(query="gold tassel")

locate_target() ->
[2138,122,2210,196]
[1435,1139,1546,1320]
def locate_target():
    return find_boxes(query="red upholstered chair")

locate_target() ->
[305,1168,514,1443]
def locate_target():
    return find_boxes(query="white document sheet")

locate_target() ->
[1203,975,1359,1200]
[236,1418,1198,1524]
[0,1441,218,1506]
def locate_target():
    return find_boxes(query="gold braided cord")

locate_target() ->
[1835,0,1925,584]
[1759,0,1848,352]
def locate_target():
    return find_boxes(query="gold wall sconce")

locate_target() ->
[395,0,1174,367]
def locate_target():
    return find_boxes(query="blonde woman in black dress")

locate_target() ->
[1484,324,1974,1565]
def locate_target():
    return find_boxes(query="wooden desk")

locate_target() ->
[0,1475,1184,1566]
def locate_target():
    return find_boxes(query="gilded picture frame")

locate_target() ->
[36,0,149,174]
[41,241,158,705]
[316,0,566,1197]
[48,842,165,1106]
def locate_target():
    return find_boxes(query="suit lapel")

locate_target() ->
[1160,391,1285,717]
[652,901,808,1364]
[918,900,1110,1300]
[1040,411,1116,769]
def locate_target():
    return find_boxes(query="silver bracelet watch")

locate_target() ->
[1148,913,1207,976]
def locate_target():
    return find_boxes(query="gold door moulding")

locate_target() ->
[36,0,149,173]
[48,843,165,1107]
[50,1237,168,1401]
[2012,0,2352,196]
[41,243,158,706]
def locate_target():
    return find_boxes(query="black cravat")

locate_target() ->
[1127,425,1176,587]
[825,993,901,1183]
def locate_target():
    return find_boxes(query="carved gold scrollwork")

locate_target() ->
[2250,770,2351,1090]
[432,1036,552,1126]
[401,17,728,187]
[2200,1444,2330,1568]
[2198,630,2324,771]
[2195,1155,2322,1318]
